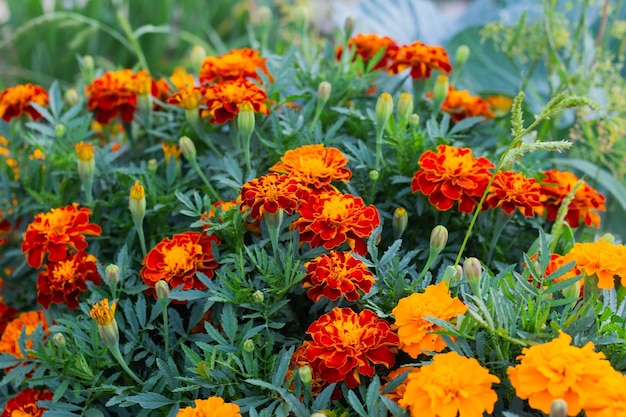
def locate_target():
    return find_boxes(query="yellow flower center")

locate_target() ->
[334,318,365,347]
[321,195,351,222]
[89,299,117,326]
[75,142,94,161]
[162,243,197,274]
[51,258,78,283]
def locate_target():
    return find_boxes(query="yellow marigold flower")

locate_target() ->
[176,396,241,417]
[0,84,49,122]
[0,311,49,359]
[584,370,626,417]
[89,298,119,346]
[561,238,626,290]
[507,331,615,415]
[75,142,94,162]
[167,85,205,110]
[199,47,272,84]
[162,143,182,164]
[391,281,467,358]
[398,351,500,417]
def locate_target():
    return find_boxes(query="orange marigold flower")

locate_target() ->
[391,281,467,358]
[1,388,53,417]
[140,231,221,298]
[411,145,494,213]
[303,251,375,302]
[527,253,580,288]
[304,307,398,389]
[388,41,452,79]
[584,370,626,417]
[21,203,102,269]
[382,366,419,403]
[37,251,102,309]
[0,84,49,122]
[508,330,615,415]
[289,343,330,396]
[201,79,270,124]
[292,191,380,256]
[162,142,182,164]
[427,86,495,122]
[269,144,352,191]
[176,396,241,417]
[535,169,606,228]
[199,47,272,84]
[486,94,513,117]
[0,301,18,336]
[561,238,626,290]
[239,173,304,220]
[0,311,49,359]
[484,171,542,216]
[398,351,500,417]
[336,34,399,71]
[167,85,206,110]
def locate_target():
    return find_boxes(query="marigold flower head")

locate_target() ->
[0,311,49,359]
[269,144,352,191]
[288,343,329,395]
[167,85,206,110]
[199,47,272,84]
[292,191,380,256]
[484,171,542,216]
[176,396,241,417]
[239,173,304,220]
[507,331,615,415]
[162,142,182,164]
[411,145,494,213]
[89,298,117,326]
[303,251,375,302]
[140,231,221,298]
[1,388,53,417]
[486,94,513,117]
[154,67,195,103]
[304,307,398,388]
[382,366,419,403]
[398,351,500,417]
[336,34,399,71]
[527,253,581,295]
[427,85,494,122]
[0,84,49,122]
[535,169,606,228]
[389,41,452,79]
[584,370,626,417]
[200,79,270,124]
[21,203,102,268]
[391,281,467,358]
[561,238,626,290]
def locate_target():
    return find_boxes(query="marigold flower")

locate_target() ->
[199,48,272,84]
[484,171,542,216]
[584,370,626,417]
[201,79,270,124]
[37,251,101,309]
[0,301,18,336]
[336,34,399,71]
[427,85,494,121]
[486,94,513,117]
[89,298,119,346]
[140,231,221,298]
[176,396,241,417]
[0,311,49,359]
[391,281,467,358]
[1,388,53,417]
[561,238,626,290]
[507,331,615,415]
[167,85,206,110]
[0,84,49,122]
[382,366,419,403]
[239,173,304,220]
[288,343,329,395]
[398,351,500,417]
[292,191,380,256]
[389,41,452,79]
[269,144,352,191]
[535,169,606,228]
[304,307,398,388]
[21,203,102,268]
[411,145,494,213]
[303,251,375,302]
[162,142,182,165]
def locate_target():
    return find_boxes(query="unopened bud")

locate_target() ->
[105,264,120,287]
[82,55,94,72]
[549,399,568,417]
[433,75,449,109]
[189,45,206,70]
[147,159,158,174]
[375,92,393,130]
[129,180,146,224]
[369,169,379,181]
[393,207,408,239]
[396,93,413,123]
[442,265,463,285]
[237,102,255,139]
[53,333,66,349]
[55,124,66,138]
[561,279,582,299]
[179,136,197,161]
[256,6,272,26]
[243,338,255,353]
[344,16,356,37]
[76,142,95,186]
[463,257,482,293]
[298,365,313,384]
[408,113,420,127]
[89,299,119,347]
[601,233,615,244]
[295,6,309,28]
[252,290,264,303]
[264,209,283,231]
[317,81,332,104]
[455,45,470,67]
[430,225,448,253]
[64,88,80,107]
[311,414,326,417]
[155,280,170,302]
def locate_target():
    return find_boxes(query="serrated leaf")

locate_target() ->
[125,392,175,409]
[347,390,368,417]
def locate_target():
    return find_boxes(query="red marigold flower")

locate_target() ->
[303,251,375,302]
[426,86,494,122]
[0,301,18,336]
[1,388,53,417]
[304,307,398,388]
[199,48,272,84]
[269,144,352,191]
[336,34,399,71]
[411,145,494,213]
[288,343,330,396]
[292,191,380,256]
[388,41,452,79]
[0,311,49,359]
[85,69,157,124]
[140,231,221,298]
[37,251,102,309]
[201,79,270,124]
[484,171,542,216]
[21,203,102,269]
[0,84,49,122]
[535,169,606,228]
[239,173,304,220]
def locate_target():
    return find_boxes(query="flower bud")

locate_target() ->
[255,6,272,26]
[189,45,206,70]
[601,233,615,244]
[393,207,408,239]
[549,399,568,417]
[82,55,95,82]
[155,280,170,302]
[375,92,393,129]
[53,333,66,349]
[64,88,80,107]
[147,159,158,174]
[129,180,146,224]
[561,279,582,299]
[344,16,356,37]
[295,5,309,28]
[396,93,413,123]
[317,81,332,104]
[463,257,482,294]
[243,338,255,353]
[298,365,313,384]
[369,169,379,181]
[178,136,197,161]
[89,299,119,347]
[430,225,448,253]
[55,124,66,139]
[252,290,264,303]
[237,101,255,139]
[442,265,463,285]
[105,264,120,287]
[455,45,470,67]
[264,209,283,231]
[408,113,420,127]
[311,414,326,417]
[76,142,95,186]
[433,75,449,109]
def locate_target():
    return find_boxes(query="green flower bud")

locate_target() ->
[442,265,463,285]
[393,207,408,239]
[237,102,256,139]
[129,180,146,224]
[455,45,470,66]
[64,88,80,107]
[55,124,66,139]
[82,55,95,82]
[344,16,356,37]
[396,93,414,123]
[147,159,158,174]
[317,81,332,104]
[178,136,197,161]
[433,75,449,109]
[105,264,120,287]
[463,257,482,294]
[252,290,264,303]
[298,365,313,384]
[601,233,616,244]
[369,169,379,181]
[256,6,272,26]
[243,339,255,353]
[189,45,206,70]
[430,225,448,253]
[561,279,582,299]
[155,280,170,302]
[53,333,66,349]
[375,92,393,130]
[264,209,283,231]
[408,113,420,127]
[549,399,568,417]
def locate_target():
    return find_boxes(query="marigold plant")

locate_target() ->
[199,47,271,84]
[1,388,52,417]
[201,79,270,124]
[0,311,49,359]
[239,173,304,220]
[176,396,241,417]
[336,33,398,71]
[583,370,626,417]
[0,84,49,122]
[561,238,626,290]
[388,40,452,79]
[428,85,495,121]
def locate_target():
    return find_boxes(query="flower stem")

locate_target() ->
[161,300,170,359]
[241,130,253,176]
[189,158,219,201]
[108,343,143,384]
[134,220,147,257]
[412,250,440,290]
[115,10,149,71]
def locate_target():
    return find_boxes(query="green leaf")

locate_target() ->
[126,392,175,409]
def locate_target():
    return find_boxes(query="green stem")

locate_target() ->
[190,159,219,201]
[134,220,147,257]
[411,250,441,291]
[161,301,170,359]
[108,343,143,384]
[241,130,253,176]
[375,125,384,171]
[115,11,149,71]
[84,181,94,206]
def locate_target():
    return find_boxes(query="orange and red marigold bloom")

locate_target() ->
[1,388,53,417]
[484,171,542,216]
[239,173,305,220]
[292,191,380,256]
[427,85,495,122]
[140,231,221,298]
[388,40,452,79]
[303,251,375,302]
[201,79,270,124]
[411,145,494,213]
[21,203,102,269]
[336,34,399,71]
[37,251,102,309]
[0,311,49,360]
[535,169,606,228]
[0,84,49,122]
[199,47,272,85]
[303,307,398,389]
